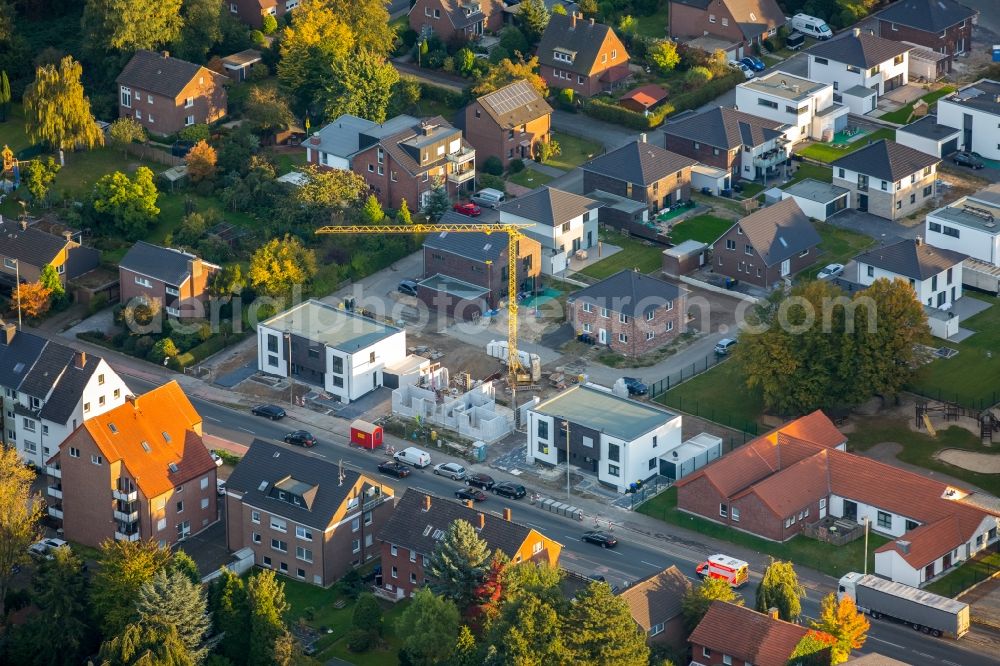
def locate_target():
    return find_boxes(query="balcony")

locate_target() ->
[446,147,475,165]
[448,168,475,185]
[114,530,140,542]
[47,506,63,519]
[47,485,62,500]
[753,149,788,170]
[165,285,180,296]
[46,464,61,479]
[113,487,138,502]
[114,508,139,523]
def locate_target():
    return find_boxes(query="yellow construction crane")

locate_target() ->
[315,221,534,386]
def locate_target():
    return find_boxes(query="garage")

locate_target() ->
[895,115,962,158]
[780,178,851,221]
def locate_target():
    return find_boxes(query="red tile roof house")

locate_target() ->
[305,114,476,210]
[537,13,631,98]
[47,381,218,549]
[617,565,691,651]
[675,411,1000,588]
[228,0,298,30]
[669,0,786,60]
[118,241,220,319]
[689,601,830,666]
[409,0,505,43]
[619,84,669,115]
[116,50,228,137]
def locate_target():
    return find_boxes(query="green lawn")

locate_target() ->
[880,86,957,124]
[0,104,32,153]
[576,230,664,279]
[638,488,889,579]
[799,222,875,280]
[507,167,553,188]
[925,551,1000,598]
[410,98,463,123]
[656,359,766,433]
[782,162,832,187]
[270,150,306,176]
[739,181,766,198]
[53,147,161,199]
[797,128,896,163]
[633,4,670,39]
[668,214,732,244]
[544,131,603,171]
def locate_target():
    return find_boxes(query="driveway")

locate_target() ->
[826,208,922,243]
[551,110,638,152]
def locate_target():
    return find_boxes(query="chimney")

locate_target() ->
[768,607,779,619]
[62,230,74,242]
[897,540,911,555]
[189,258,203,282]
[589,17,594,25]
[465,500,474,508]
[478,512,486,529]
[19,219,27,231]
[0,321,16,345]
[73,351,86,369]
[571,12,577,28]
[126,394,137,406]
[503,508,512,522]
[422,495,431,512]
[161,50,170,59]
[916,236,923,246]
[853,27,860,37]
[639,132,647,143]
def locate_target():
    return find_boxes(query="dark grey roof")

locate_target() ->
[537,13,621,75]
[226,439,374,531]
[831,139,940,182]
[940,80,1000,116]
[568,270,681,318]
[498,187,602,226]
[663,107,787,150]
[425,217,508,263]
[897,115,960,141]
[855,239,966,280]
[809,32,911,68]
[727,198,821,267]
[116,50,223,98]
[475,80,552,129]
[671,0,712,8]
[376,488,538,557]
[436,0,502,29]
[0,327,46,390]
[119,241,198,286]
[878,0,977,34]
[19,342,75,399]
[38,357,100,425]
[582,141,698,187]
[0,220,72,269]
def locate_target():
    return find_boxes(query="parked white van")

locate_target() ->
[471,188,506,209]
[394,446,432,468]
[790,14,833,39]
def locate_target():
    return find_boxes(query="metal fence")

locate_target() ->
[936,543,1000,599]
[647,353,727,399]
[907,387,1000,413]
[657,393,763,437]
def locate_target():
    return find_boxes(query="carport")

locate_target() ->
[781,178,850,221]
[896,115,961,158]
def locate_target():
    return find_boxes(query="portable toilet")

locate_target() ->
[472,441,487,462]
[350,420,383,450]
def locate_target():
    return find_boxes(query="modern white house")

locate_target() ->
[734,71,849,144]
[831,139,940,220]
[895,115,962,158]
[936,79,1000,160]
[807,29,911,114]
[925,184,1000,266]
[780,178,851,221]
[257,299,407,404]
[525,383,682,493]
[497,186,603,275]
[0,323,130,469]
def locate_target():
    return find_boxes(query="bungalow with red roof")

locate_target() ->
[689,601,830,666]
[676,411,1000,587]
[619,84,669,116]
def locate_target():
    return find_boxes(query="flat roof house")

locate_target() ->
[895,115,962,159]
[257,299,407,404]
[582,138,698,213]
[117,50,227,136]
[734,71,848,144]
[936,79,1000,160]
[831,139,940,221]
[225,439,395,587]
[662,107,790,183]
[376,488,562,599]
[118,241,219,319]
[463,79,552,169]
[711,198,821,289]
[877,0,977,73]
[526,384,682,493]
[537,13,630,98]
[780,178,850,221]
[567,269,686,357]
[924,183,1000,268]
[807,29,911,114]
[0,219,99,286]
[669,0,785,60]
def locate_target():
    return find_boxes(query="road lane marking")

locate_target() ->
[912,653,933,660]
[869,638,905,649]
[943,660,963,665]
[239,427,255,434]
[641,560,664,568]
[204,415,221,422]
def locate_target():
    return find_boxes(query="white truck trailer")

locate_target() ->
[837,572,970,638]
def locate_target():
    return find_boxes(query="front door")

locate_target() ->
[587,230,593,248]
[963,113,973,151]
[598,328,607,344]
[843,500,858,521]
[780,259,790,277]
[858,194,868,212]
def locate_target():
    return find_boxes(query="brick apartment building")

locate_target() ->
[224,439,395,587]
[228,0,298,30]
[567,269,685,357]
[711,198,820,289]
[877,0,977,72]
[376,489,562,599]
[118,241,219,318]
[116,50,227,136]
[48,381,217,549]
[537,13,630,98]
[581,138,697,212]
[463,79,552,169]
[409,0,504,44]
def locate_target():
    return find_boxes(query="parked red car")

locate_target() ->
[453,202,481,217]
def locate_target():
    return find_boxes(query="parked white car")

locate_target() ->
[728,61,755,80]
[28,538,68,560]
[817,263,845,280]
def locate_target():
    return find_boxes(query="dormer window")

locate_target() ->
[749,11,756,20]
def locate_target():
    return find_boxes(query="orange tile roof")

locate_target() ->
[82,380,211,498]
[733,446,830,516]
[875,515,964,567]
[622,84,668,108]
[761,409,846,449]
[689,602,809,666]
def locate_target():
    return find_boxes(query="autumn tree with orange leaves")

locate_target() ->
[811,593,870,664]
[12,281,53,319]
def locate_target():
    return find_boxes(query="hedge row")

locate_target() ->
[419,82,467,109]
[174,331,251,369]
[582,97,658,130]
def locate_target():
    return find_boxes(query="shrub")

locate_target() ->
[179,124,210,143]
[347,628,375,653]
[583,97,654,129]
[685,66,713,88]
[478,173,506,193]
[557,87,575,111]
[249,29,267,48]
[134,335,155,357]
[419,83,465,108]
[481,155,503,176]
[508,158,525,174]
[88,292,110,315]
[400,28,419,51]
[340,569,364,600]
[213,449,242,466]
[248,63,270,81]
[441,56,456,73]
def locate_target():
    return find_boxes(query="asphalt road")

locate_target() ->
[118,369,1000,665]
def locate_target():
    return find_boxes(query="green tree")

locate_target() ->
[248,234,317,297]
[472,56,547,97]
[501,560,564,607]
[245,86,294,138]
[277,0,355,112]
[175,212,208,247]
[450,624,478,666]
[136,568,211,661]
[388,76,422,116]
[551,3,567,15]
[261,13,278,34]
[179,123,211,143]
[423,183,450,221]
[456,48,476,76]
[247,569,294,666]
[685,65,713,87]
[23,56,104,152]
[486,593,569,666]
[22,156,61,203]
[755,559,806,622]
[348,592,383,651]
[21,546,96,665]
[108,117,147,157]
[617,15,637,35]
[0,2,11,44]
[171,549,201,584]
[323,0,395,57]
[0,70,11,122]
[92,166,160,238]
[427,518,490,608]
[361,194,384,224]
[0,445,43,617]
[217,125,260,174]
[295,164,367,208]
[99,620,194,666]
[649,39,681,74]
[498,26,529,56]
[681,577,742,633]
[91,539,173,638]
[209,264,246,298]
[811,593,870,664]
[39,263,65,300]
[209,568,250,664]
[321,49,400,123]
[149,338,180,363]
[173,0,223,62]
[534,138,561,164]
[563,581,649,665]
[396,588,461,666]
[578,0,598,15]
[517,0,550,46]
[397,198,413,224]
[83,0,183,54]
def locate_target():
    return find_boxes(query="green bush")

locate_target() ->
[508,158,525,174]
[134,335,155,357]
[419,83,466,108]
[88,292,109,315]
[481,155,503,176]
[557,87,575,111]
[478,173,506,193]
[179,124,210,143]
[400,28,418,51]
[583,97,654,129]
[669,72,744,113]
[248,63,270,81]
[213,449,242,466]
[346,627,374,653]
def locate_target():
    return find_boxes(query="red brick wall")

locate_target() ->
[669,0,742,41]
[409,0,503,43]
[712,224,815,288]
[231,0,289,29]
[663,134,739,176]
[463,102,551,168]
[878,20,972,71]
[380,542,428,597]
[119,68,227,136]
[568,293,685,357]
[542,28,630,98]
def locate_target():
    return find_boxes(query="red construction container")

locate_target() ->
[350,420,383,450]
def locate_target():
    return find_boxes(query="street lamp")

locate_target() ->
[562,419,571,498]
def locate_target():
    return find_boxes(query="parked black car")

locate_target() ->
[252,404,286,420]
[378,461,411,478]
[466,473,495,490]
[283,430,317,447]
[622,377,648,396]
[581,531,618,548]
[954,151,985,169]
[492,482,527,499]
[455,488,488,502]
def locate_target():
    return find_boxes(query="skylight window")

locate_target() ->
[168,462,179,473]
[141,441,151,452]
[162,431,171,442]
[108,423,118,433]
